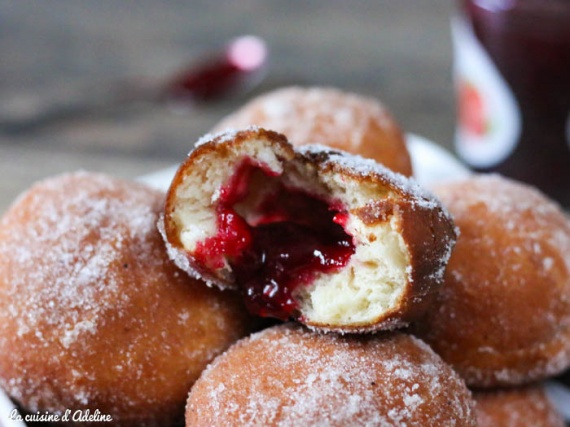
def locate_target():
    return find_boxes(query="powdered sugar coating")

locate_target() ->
[213,86,413,176]
[474,385,564,427]
[224,86,394,146]
[297,144,441,211]
[195,127,247,149]
[415,174,570,387]
[186,324,476,427]
[0,171,251,426]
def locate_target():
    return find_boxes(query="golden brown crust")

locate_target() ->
[413,175,570,387]
[474,386,564,427]
[0,172,253,427]
[186,324,477,427]
[371,198,458,329]
[213,86,413,176]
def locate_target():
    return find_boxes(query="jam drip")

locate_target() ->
[195,159,355,320]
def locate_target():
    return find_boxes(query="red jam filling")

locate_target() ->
[195,159,355,320]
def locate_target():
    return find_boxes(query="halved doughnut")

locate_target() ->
[161,127,456,333]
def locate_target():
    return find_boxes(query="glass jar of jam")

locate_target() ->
[453,0,570,207]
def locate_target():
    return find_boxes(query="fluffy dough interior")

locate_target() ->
[174,138,286,255]
[297,215,410,327]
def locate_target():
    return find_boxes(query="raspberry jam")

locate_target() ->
[194,207,252,270]
[234,188,354,320]
[196,159,355,320]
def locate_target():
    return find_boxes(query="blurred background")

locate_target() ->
[0,0,457,211]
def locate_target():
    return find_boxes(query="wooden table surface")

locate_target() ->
[0,0,458,213]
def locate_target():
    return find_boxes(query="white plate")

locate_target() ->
[1,135,568,425]
[406,133,471,185]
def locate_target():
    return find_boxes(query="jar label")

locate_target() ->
[452,17,521,168]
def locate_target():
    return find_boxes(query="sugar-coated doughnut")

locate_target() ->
[474,385,564,427]
[414,175,570,387]
[161,127,456,333]
[0,172,253,427]
[185,324,477,427]
[213,86,413,176]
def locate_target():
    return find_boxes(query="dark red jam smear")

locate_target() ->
[195,159,355,320]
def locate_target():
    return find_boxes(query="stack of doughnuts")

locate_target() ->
[0,86,569,426]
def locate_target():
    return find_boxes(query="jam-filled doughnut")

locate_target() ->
[185,324,477,426]
[474,386,564,427]
[212,86,413,176]
[0,172,253,427]
[161,127,456,333]
[414,175,570,387]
